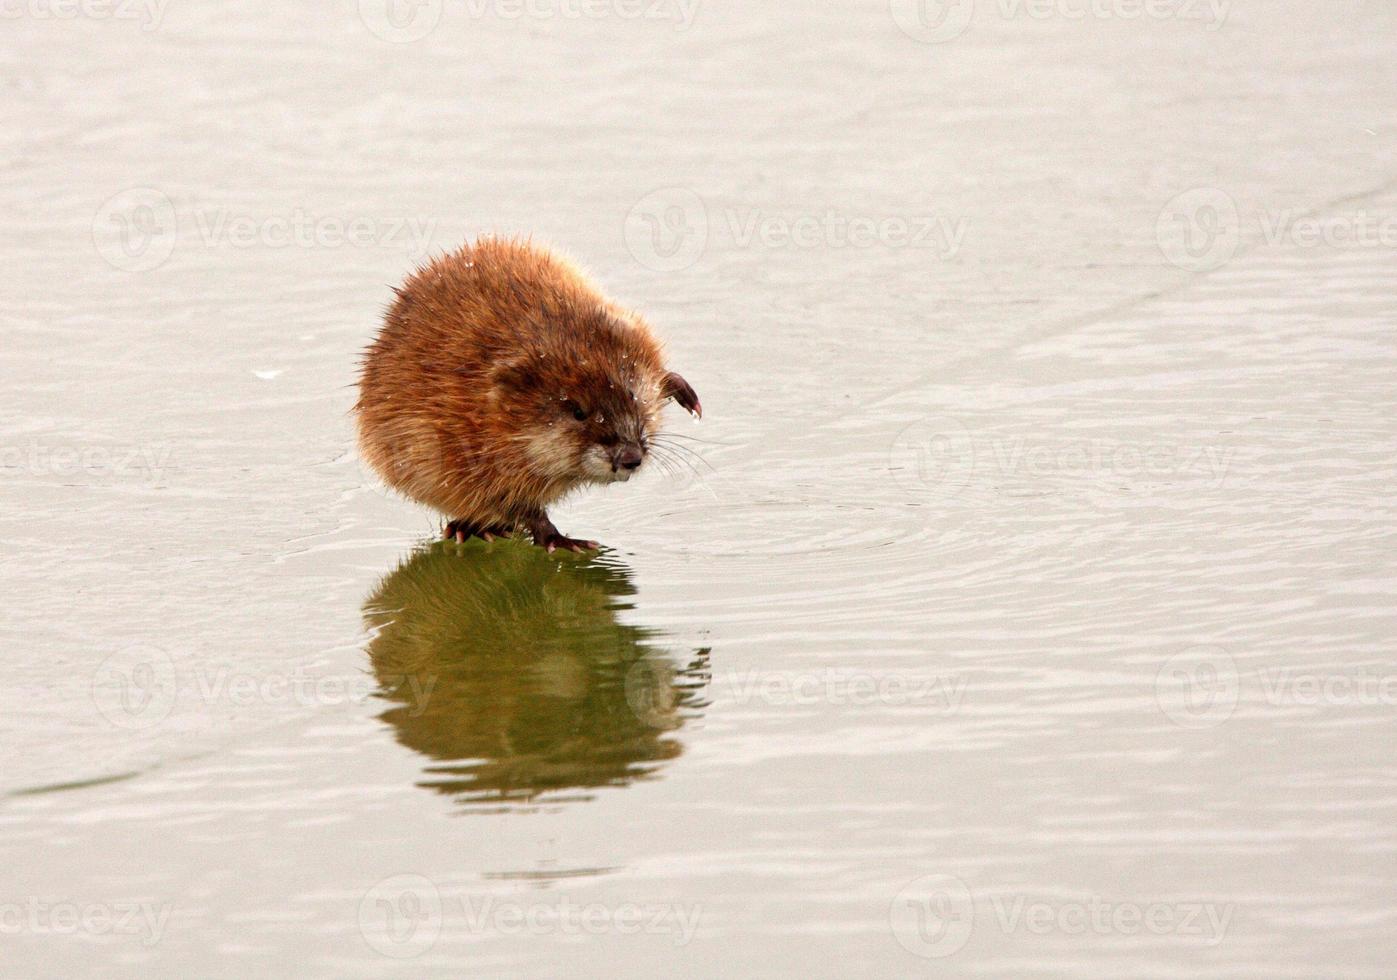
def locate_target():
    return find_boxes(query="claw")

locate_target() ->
[542,533,597,554]
[446,520,511,545]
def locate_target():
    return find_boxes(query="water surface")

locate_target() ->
[2,2,1395,976]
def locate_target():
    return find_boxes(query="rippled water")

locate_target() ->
[3,2,1395,976]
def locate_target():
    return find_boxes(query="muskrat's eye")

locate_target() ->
[572,407,588,422]
[562,400,589,422]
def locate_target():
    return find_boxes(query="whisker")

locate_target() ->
[648,444,721,500]
[649,441,698,469]
[645,449,679,479]
[654,432,729,447]
[647,444,698,481]
[652,438,715,474]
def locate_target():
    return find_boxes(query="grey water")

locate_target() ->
[2,1,1395,976]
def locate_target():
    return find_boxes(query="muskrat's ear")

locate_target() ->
[662,371,702,418]
[491,358,536,394]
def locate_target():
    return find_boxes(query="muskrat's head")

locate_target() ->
[492,310,700,487]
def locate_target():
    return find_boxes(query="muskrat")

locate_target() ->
[355,237,701,552]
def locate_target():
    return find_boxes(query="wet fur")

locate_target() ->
[356,237,685,541]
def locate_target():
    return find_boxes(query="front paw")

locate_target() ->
[444,520,512,544]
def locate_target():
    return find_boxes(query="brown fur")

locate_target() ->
[355,236,697,548]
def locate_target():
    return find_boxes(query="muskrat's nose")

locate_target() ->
[616,446,644,471]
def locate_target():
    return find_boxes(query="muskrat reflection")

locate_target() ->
[363,542,709,809]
